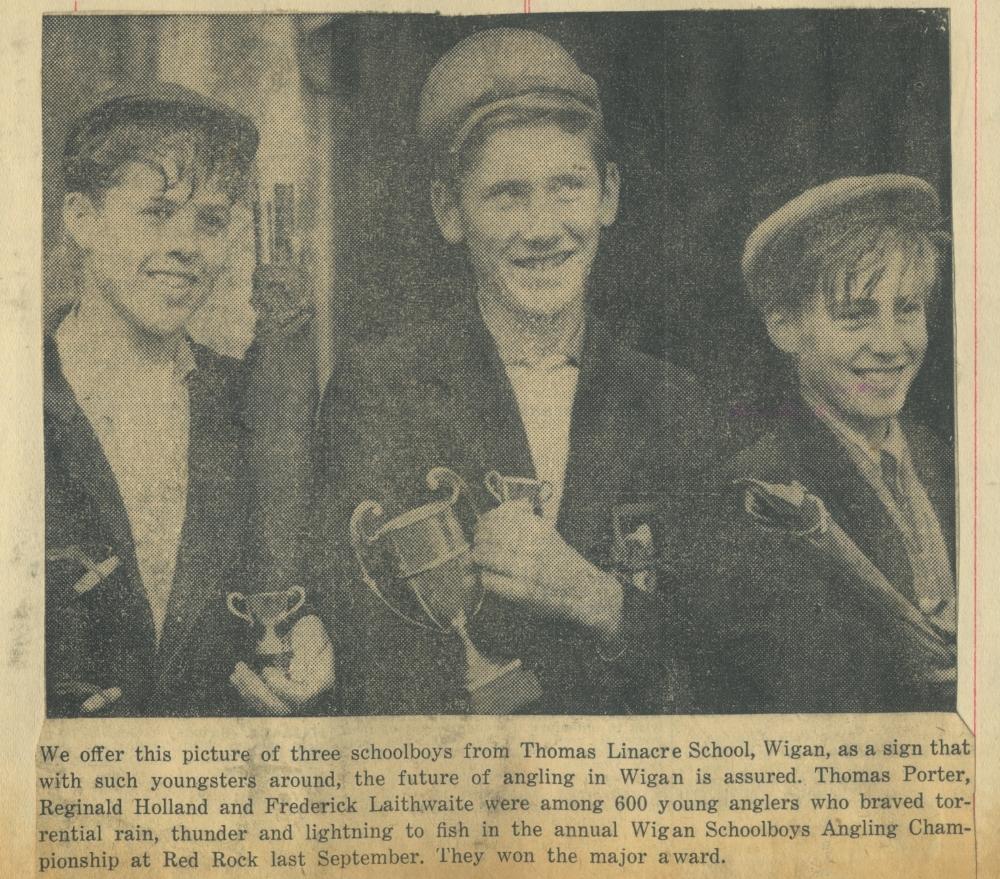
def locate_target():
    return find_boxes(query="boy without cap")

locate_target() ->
[317,29,717,714]
[670,175,956,713]
[45,82,333,716]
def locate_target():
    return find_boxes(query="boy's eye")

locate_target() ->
[552,174,587,195]
[896,299,924,316]
[829,299,876,322]
[484,181,529,203]
[198,211,230,233]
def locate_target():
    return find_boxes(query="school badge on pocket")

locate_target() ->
[611,502,657,593]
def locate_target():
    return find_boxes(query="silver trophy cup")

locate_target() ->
[350,467,541,712]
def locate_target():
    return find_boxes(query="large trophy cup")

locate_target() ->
[351,467,542,713]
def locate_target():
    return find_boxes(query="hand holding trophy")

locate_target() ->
[226,589,334,715]
[473,500,627,651]
[228,614,335,716]
[351,467,542,713]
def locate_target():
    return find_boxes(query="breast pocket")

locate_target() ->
[46,544,127,715]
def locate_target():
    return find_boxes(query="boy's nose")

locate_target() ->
[866,321,909,356]
[165,217,200,260]
[520,195,564,244]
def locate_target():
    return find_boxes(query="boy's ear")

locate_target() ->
[62,192,100,250]
[764,308,804,356]
[431,181,465,244]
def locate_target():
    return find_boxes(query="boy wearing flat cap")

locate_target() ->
[670,174,956,713]
[46,82,333,716]
[317,29,713,714]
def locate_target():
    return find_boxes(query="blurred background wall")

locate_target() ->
[42,10,953,442]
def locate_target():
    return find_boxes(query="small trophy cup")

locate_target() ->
[227,587,306,668]
[484,471,553,516]
[351,467,542,713]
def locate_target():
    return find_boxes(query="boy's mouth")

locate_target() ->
[510,250,575,270]
[850,364,913,394]
[146,270,199,288]
[851,364,909,376]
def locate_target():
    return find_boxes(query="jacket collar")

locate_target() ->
[411,296,612,397]
[45,334,138,557]
[478,294,586,368]
[783,402,918,600]
[409,299,623,543]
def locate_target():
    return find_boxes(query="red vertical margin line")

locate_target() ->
[971,3,979,876]
[972,0,979,739]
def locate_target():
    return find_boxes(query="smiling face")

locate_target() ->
[767,238,938,435]
[432,119,619,320]
[64,161,236,340]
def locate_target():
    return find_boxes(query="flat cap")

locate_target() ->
[742,174,942,295]
[64,79,259,165]
[417,28,601,156]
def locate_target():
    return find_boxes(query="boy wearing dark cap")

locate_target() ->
[46,82,333,716]
[673,174,956,713]
[318,29,713,714]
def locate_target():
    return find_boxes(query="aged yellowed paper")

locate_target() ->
[2,0,998,876]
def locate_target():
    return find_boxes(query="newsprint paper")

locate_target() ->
[1,0,998,876]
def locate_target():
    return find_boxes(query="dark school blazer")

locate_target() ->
[44,335,253,717]
[664,402,956,714]
[313,300,723,715]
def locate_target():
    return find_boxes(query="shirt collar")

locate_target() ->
[55,296,197,389]
[801,386,907,468]
[477,294,585,369]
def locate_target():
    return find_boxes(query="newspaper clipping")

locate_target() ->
[2,1,996,876]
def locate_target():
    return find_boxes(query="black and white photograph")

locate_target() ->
[41,9,957,718]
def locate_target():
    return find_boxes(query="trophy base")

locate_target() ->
[466,660,543,714]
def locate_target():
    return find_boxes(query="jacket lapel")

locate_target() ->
[45,338,137,562]
[156,351,246,681]
[558,319,662,560]
[788,409,916,602]
[44,337,158,653]
[557,318,616,554]
[413,303,534,509]
[425,309,649,557]
[904,419,956,566]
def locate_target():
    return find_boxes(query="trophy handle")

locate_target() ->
[349,499,435,631]
[427,466,485,620]
[350,500,388,591]
[285,586,306,619]
[484,470,505,503]
[227,592,253,625]
[427,466,480,520]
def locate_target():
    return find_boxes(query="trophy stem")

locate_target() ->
[452,613,523,692]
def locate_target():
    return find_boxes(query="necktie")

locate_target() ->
[879,448,954,627]
[880,450,918,531]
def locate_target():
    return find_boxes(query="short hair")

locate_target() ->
[749,211,950,315]
[63,113,256,204]
[434,106,613,189]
